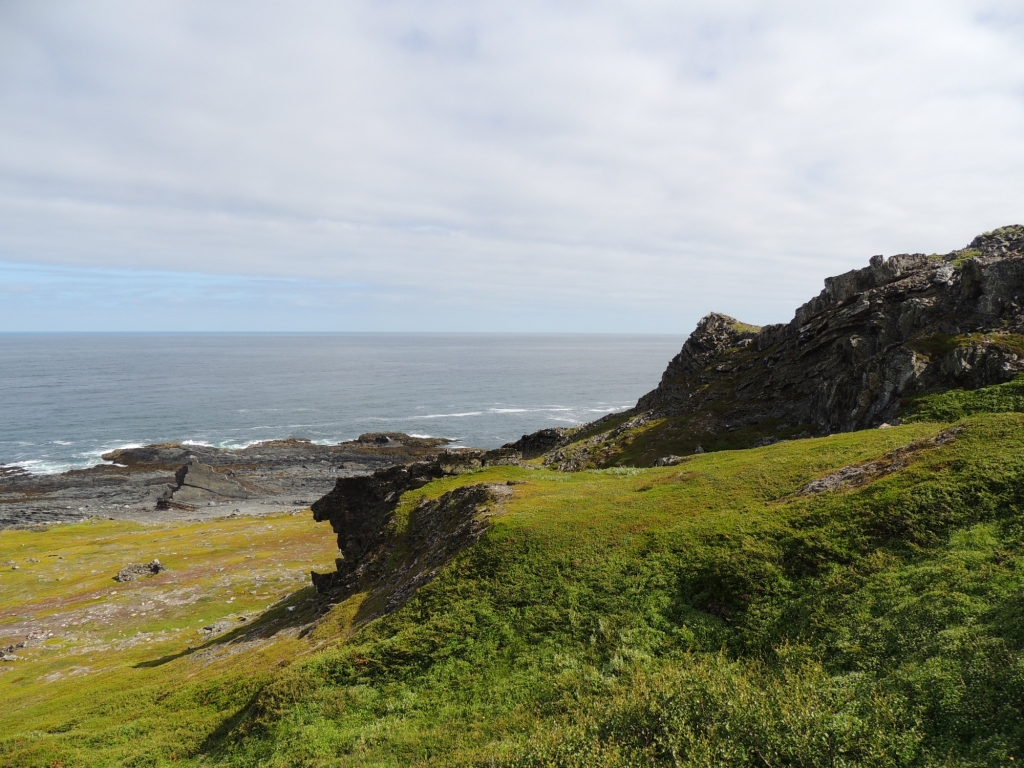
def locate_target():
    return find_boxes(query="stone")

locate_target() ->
[174,459,252,499]
[653,455,686,467]
[114,560,166,582]
[502,428,570,459]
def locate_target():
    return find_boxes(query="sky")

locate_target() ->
[1,0,1023,332]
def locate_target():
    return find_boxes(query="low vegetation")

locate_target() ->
[903,372,1024,422]
[3,410,1024,765]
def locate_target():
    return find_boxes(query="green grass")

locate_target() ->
[951,249,982,269]
[906,333,1024,362]
[729,320,762,334]
[903,373,1024,422]
[0,511,342,767]
[4,415,1024,765]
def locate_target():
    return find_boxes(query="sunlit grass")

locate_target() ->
[3,415,1024,765]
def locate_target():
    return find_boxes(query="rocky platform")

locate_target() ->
[0,433,451,529]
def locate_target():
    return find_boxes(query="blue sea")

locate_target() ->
[0,334,685,474]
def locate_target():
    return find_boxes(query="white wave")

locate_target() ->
[182,439,214,447]
[408,433,433,438]
[16,458,88,475]
[411,411,483,420]
[212,440,256,450]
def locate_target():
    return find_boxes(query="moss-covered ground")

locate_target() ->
[4,410,1024,765]
[0,511,341,766]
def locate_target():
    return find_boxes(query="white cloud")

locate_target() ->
[1,0,1022,330]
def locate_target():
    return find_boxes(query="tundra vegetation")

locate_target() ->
[5,226,1024,765]
[3,381,1024,766]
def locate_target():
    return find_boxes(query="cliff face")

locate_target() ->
[542,226,1024,468]
[310,447,520,597]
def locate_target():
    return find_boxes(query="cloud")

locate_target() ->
[1,0,1023,331]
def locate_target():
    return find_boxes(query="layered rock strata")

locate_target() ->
[310,447,520,596]
[529,226,1024,468]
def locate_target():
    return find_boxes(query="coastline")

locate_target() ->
[0,433,451,529]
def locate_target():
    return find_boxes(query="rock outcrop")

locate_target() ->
[526,226,1024,467]
[502,428,571,459]
[0,433,453,529]
[114,560,166,582]
[157,459,270,509]
[310,448,520,597]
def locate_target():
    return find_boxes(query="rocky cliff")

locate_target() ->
[538,225,1024,468]
[310,446,520,598]
[306,226,1024,597]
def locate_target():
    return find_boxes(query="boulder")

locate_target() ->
[175,459,251,499]
[115,559,165,582]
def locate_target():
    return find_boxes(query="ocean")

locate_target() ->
[0,333,685,474]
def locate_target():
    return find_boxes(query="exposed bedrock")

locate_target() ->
[642,227,1024,432]
[156,458,279,509]
[501,428,570,459]
[0,433,453,528]
[521,225,1024,468]
[310,447,520,596]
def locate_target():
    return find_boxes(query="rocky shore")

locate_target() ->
[0,433,451,529]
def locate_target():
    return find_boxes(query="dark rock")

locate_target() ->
[641,226,1024,435]
[1,432,453,529]
[310,449,518,595]
[114,559,165,582]
[522,225,1024,467]
[313,482,510,619]
[502,428,570,459]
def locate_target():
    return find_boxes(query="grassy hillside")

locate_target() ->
[3,411,1024,766]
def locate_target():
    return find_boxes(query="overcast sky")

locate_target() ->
[1,0,1022,332]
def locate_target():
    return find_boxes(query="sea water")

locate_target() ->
[0,333,685,474]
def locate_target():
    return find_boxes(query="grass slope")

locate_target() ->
[3,413,1024,766]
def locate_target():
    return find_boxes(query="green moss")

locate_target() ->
[729,320,762,334]
[902,373,1024,422]
[205,416,1024,766]
[906,332,1024,361]
[906,333,960,359]
[951,248,982,269]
